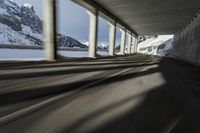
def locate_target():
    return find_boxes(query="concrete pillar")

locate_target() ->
[135,38,138,53]
[87,10,98,58]
[43,0,57,61]
[127,33,132,54]
[120,29,126,55]
[131,36,138,53]
[108,21,116,56]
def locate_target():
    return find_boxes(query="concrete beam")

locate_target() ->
[43,0,57,61]
[108,21,116,56]
[127,33,132,54]
[87,10,98,58]
[72,0,138,37]
[90,0,200,35]
[120,29,126,55]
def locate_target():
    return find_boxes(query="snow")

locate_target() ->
[157,38,174,56]
[2,0,21,19]
[97,42,108,48]
[0,23,27,45]
[0,8,10,16]
[9,0,15,2]
[137,35,174,56]
[0,23,41,45]
[82,41,109,49]
[6,0,16,3]
[58,50,88,58]
[22,3,33,9]
[97,51,109,56]
[0,48,44,60]
[0,35,175,61]
[138,35,173,49]
[4,0,19,10]
[82,41,89,47]
[22,25,43,40]
[0,48,116,60]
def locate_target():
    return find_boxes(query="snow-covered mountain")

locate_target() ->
[82,41,109,50]
[0,0,87,48]
[21,3,42,34]
[97,42,108,50]
[137,35,174,56]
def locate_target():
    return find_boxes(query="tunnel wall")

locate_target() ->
[171,11,200,65]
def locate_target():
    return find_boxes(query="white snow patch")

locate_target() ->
[97,51,109,56]
[138,35,174,56]
[0,49,112,60]
[0,48,44,60]
[4,0,18,8]
[9,0,15,2]
[22,3,33,9]
[82,41,89,47]
[0,23,33,45]
[22,25,43,40]
[59,50,89,58]
[0,8,10,16]
[0,23,43,45]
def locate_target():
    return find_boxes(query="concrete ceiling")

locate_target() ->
[92,0,200,35]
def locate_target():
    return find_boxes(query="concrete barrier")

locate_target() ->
[172,11,200,65]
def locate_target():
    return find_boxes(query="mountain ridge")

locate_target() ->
[0,0,88,48]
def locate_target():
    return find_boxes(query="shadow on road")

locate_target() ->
[61,58,200,133]
[0,62,159,105]
[1,55,200,133]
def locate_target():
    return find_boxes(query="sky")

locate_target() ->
[14,0,121,45]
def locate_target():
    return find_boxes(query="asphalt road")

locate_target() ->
[0,54,200,133]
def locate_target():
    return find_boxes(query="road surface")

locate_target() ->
[0,54,200,133]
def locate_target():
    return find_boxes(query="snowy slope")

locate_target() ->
[137,35,174,56]
[0,23,38,45]
[82,41,109,50]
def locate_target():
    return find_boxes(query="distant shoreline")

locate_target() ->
[0,44,88,51]
[0,44,121,52]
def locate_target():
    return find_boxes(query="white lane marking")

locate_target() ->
[0,67,133,126]
[75,67,133,90]
[108,68,133,78]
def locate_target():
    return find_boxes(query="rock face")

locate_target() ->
[21,3,42,34]
[0,0,87,48]
[0,14,22,31]
[0,0,22,31]
[57,33,87,48]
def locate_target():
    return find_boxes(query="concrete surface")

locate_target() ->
[0,54,200,133]
[75,0,200,35]
[172,12,200,65]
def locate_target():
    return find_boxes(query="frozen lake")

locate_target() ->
[0,48,109,60]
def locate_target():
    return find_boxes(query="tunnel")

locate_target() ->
[0,0,200,133]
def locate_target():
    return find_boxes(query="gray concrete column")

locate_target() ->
[135,38,138,53]
[108,21,116,56]
[131,36,138,53]
[120,29,126,55]
[87,10,98,58]
[127,33,132,54]
[43,0,57,61]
